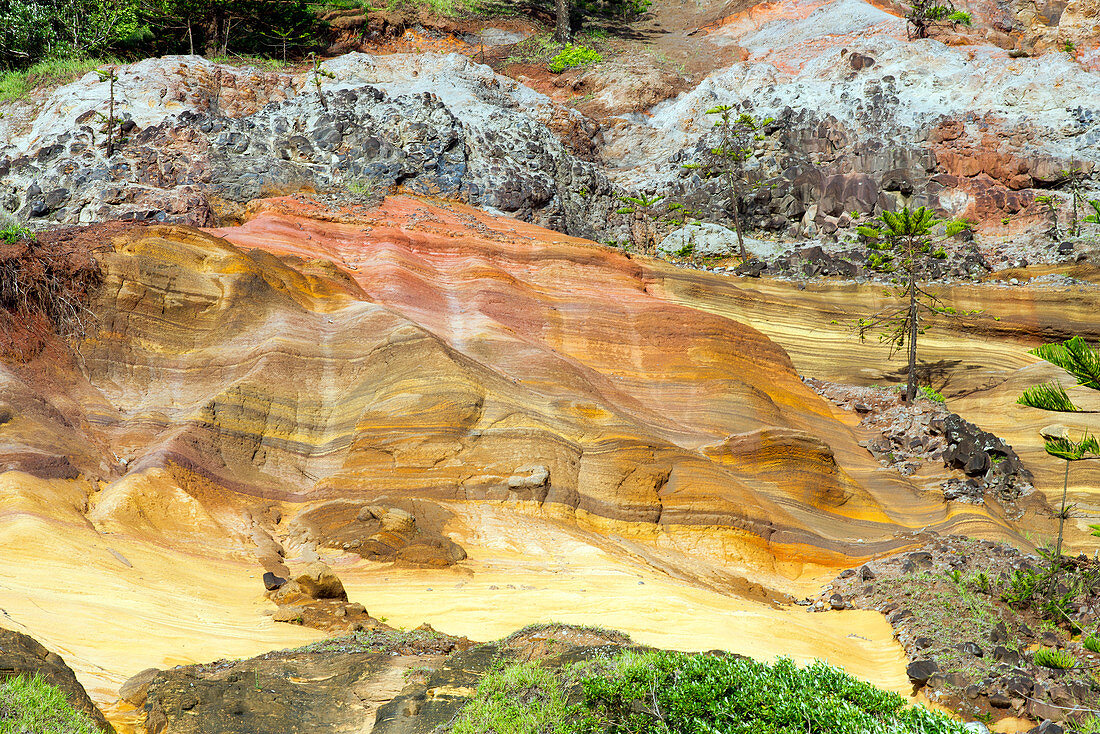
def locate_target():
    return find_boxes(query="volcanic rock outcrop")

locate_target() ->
[0,54,614,240]
[4,9,1099,246]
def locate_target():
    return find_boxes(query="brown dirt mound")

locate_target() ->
[0,223,121,360]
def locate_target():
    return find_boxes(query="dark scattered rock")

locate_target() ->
[906,659,939,686]
[262,571,286,591]
[957,641,984,657]
[858,564,876,581]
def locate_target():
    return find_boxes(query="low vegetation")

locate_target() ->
[0,56,118,102]
[548,44,602,72]
[451,650,970,734]
[0,674,98,734]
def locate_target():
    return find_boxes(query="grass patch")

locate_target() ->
[865,573,1004,680]
[314,0,511,17]
[292,627,444,655]
[503,622,631,643]
[452,651,969,734]
[207,54,296,70]
[0,56,119,103]
[0,674,98,734]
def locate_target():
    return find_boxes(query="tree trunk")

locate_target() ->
[905,271,919,402]
[554,0,571,43]
[727,171,747,260]
[1055,460,1069,559]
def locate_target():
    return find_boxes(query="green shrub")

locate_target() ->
[0,222,32,244]
[919,385,946,403]
[579,652,968,734]
[452,662,575,734]
[1083,634,1100,653]
[0,673,99,734]
[454,651,969,734]
[548,45,602,73]
[1033,647,1076,670]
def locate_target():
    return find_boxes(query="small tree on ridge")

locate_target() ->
[856,206,972,402]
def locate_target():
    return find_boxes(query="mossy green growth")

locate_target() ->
[0,222,32,244]
[0,674,98,734]
[549,45,602,73]
[452,650,970,734]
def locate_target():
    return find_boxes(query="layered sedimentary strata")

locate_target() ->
[0,195,1094,719]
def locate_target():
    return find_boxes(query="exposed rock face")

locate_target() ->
[5,12,1098,245]
[60,196,1009,571]
[606,0,1100,236]
[140,624,613,734]
[141,627,469,734]
[0,627,113,732]
[0,54,616,240]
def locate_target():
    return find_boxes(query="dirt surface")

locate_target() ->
[0,222,115,359]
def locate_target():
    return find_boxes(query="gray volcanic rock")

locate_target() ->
[0,54,619,241]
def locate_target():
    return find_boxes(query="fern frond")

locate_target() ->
[1031,336,1100,391]
[1017,382,1079,412]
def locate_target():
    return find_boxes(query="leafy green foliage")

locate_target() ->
[1,0,320,70]
[548,44,602,72]
[453,662,575,734]
[453,652,968,734]
[918,385,945,403]
[0,222,32,244]
[1086,199,1100,229]
[1033,647,1076,670]
[905,0,971,39]
[578,652,968,734]
[0,0,140,69]
[1031,336,1100,392]
[0,674,98,734]
[1017,381,1079,413]
[1083,634,1100,653]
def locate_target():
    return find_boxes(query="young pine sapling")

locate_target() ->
[703,106,774,261]
[96,67,120,157]
[855,206,974,402]
[311,54,336,111]
[616,194,665,255]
